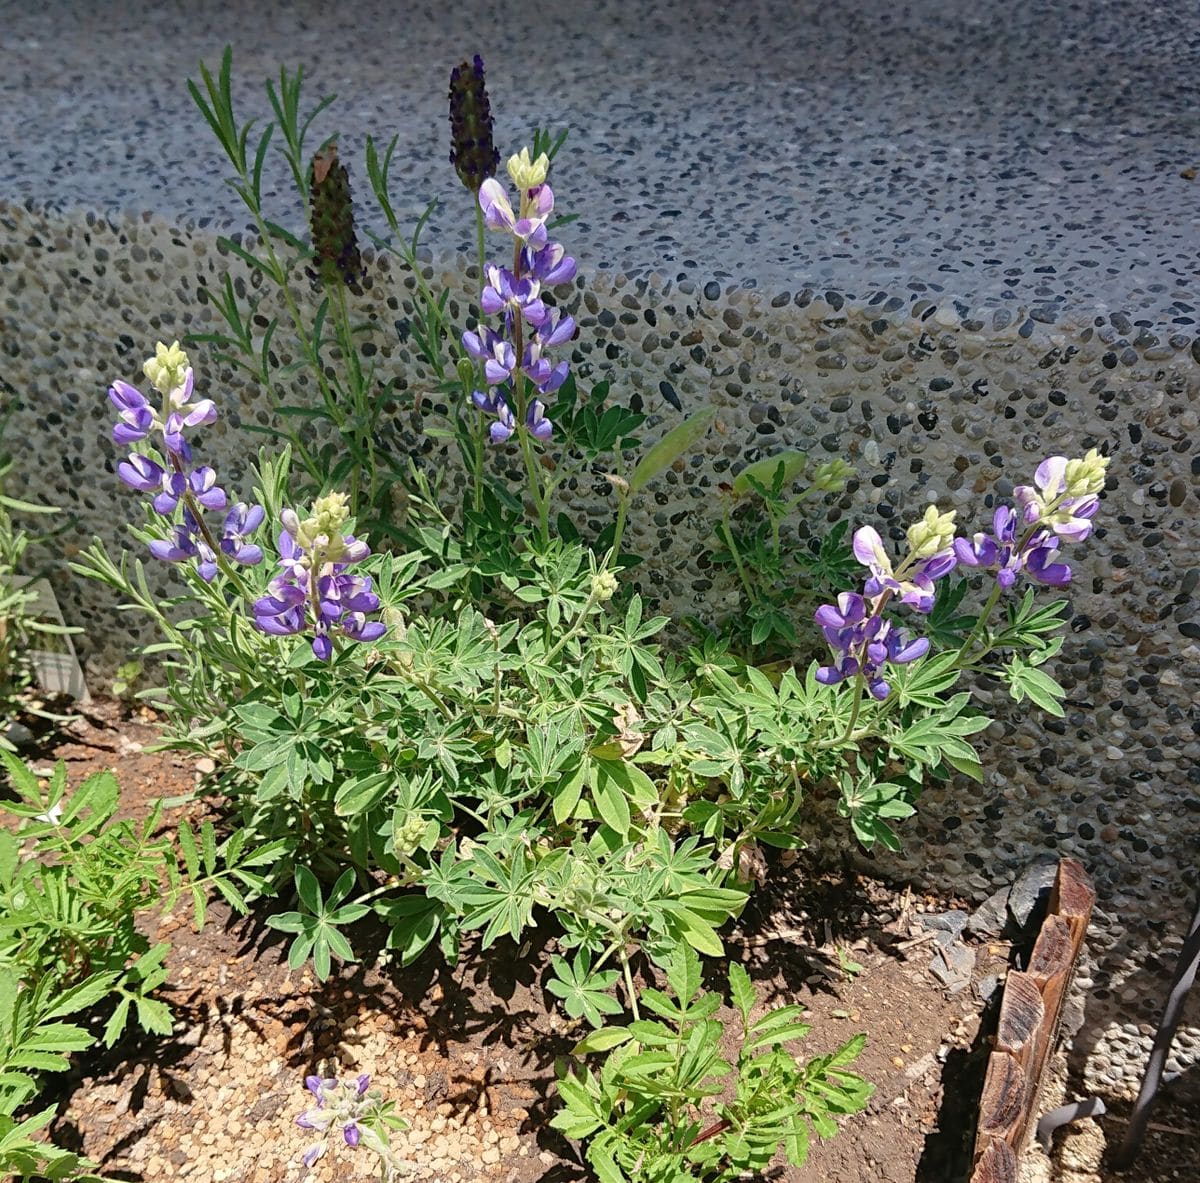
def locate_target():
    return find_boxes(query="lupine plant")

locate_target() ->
[294,1072,408,1180]
[70,47,1115,1178]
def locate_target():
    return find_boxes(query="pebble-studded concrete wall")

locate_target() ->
[3,0,1198,1107]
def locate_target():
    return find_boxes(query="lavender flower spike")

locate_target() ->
[813,592,928,701]
[1014,448,1109,542]
[293,1071,397,1173]
[252,493,385,660]
[954,504,1071,589]
[449,55,500,192]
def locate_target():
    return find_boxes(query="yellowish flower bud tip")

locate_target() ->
[906,505,957,558]
[1064,448,1109,497]
[592,570,618,602]
[294,492,354,555]
[142,340,190,395]
[811,458,854,491]
[506,147,550,190]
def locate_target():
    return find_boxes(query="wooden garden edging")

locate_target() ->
[970,857,1096,1183]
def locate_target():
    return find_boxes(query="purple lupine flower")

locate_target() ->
[536,311,577,348]
[153,466,227,516]
[117,453,165,491]
[145,510,228,583]
[522,345,570,396]
[251,497,385,660]
[1025,543,1072,586]
[814,592,929,700]
[301,1142,326,1167]
[343,1121,360,1148]
[219,503,266,567]
[954,504,1072,589]
[356,1074,370,1095]
[111,362,215,460]
[109,381,155,444]
[526,399,553,441]
[149,514,201,566]
[462,328,517,385]
[1014,456,1101,542]
[162,404,216,458]
[472,389,517,443]
[524,241,576,287]
[852,526,949,613]
[478,177,553,247]
[480,265,548,329]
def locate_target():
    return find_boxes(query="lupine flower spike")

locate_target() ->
[449,55,500,192]
[955,449,1108,587]
[464,148,577,444]
[295,1073,401,1171]
[252,493,386,660]
[109,343,263,583]
[308,141,363,289]
[814,506,957,699]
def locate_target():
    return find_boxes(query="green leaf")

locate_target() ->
[732,450,808,495]
[665,944,702,1006]
[552,765,585,825]
[572,1028,633,1055]
[294,865,322,913]
[134,996,174,1037]
[728,962,755,1024]
[102,997,131,1047]
[629,408,716,493]
[590,764,631,835]
[43,974,120,1021]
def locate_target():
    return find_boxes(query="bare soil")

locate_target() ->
[13,700,1196,1182]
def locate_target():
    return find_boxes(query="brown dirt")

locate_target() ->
[20,700,1190,1183]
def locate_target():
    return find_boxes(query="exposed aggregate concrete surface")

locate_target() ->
[2,0,1199,1108]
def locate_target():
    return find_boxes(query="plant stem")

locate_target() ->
[608,488,631,566]
[542,586,602,666]
[955,580,1004,664]
[331,281,378,520]
[620,948,641,1021]
[721,501,756,605]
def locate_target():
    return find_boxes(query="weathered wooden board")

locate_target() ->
[969,857,1096,1182]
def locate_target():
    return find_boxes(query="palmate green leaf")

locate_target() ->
[546,954,623,1028]
[1006,658,1067,717]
